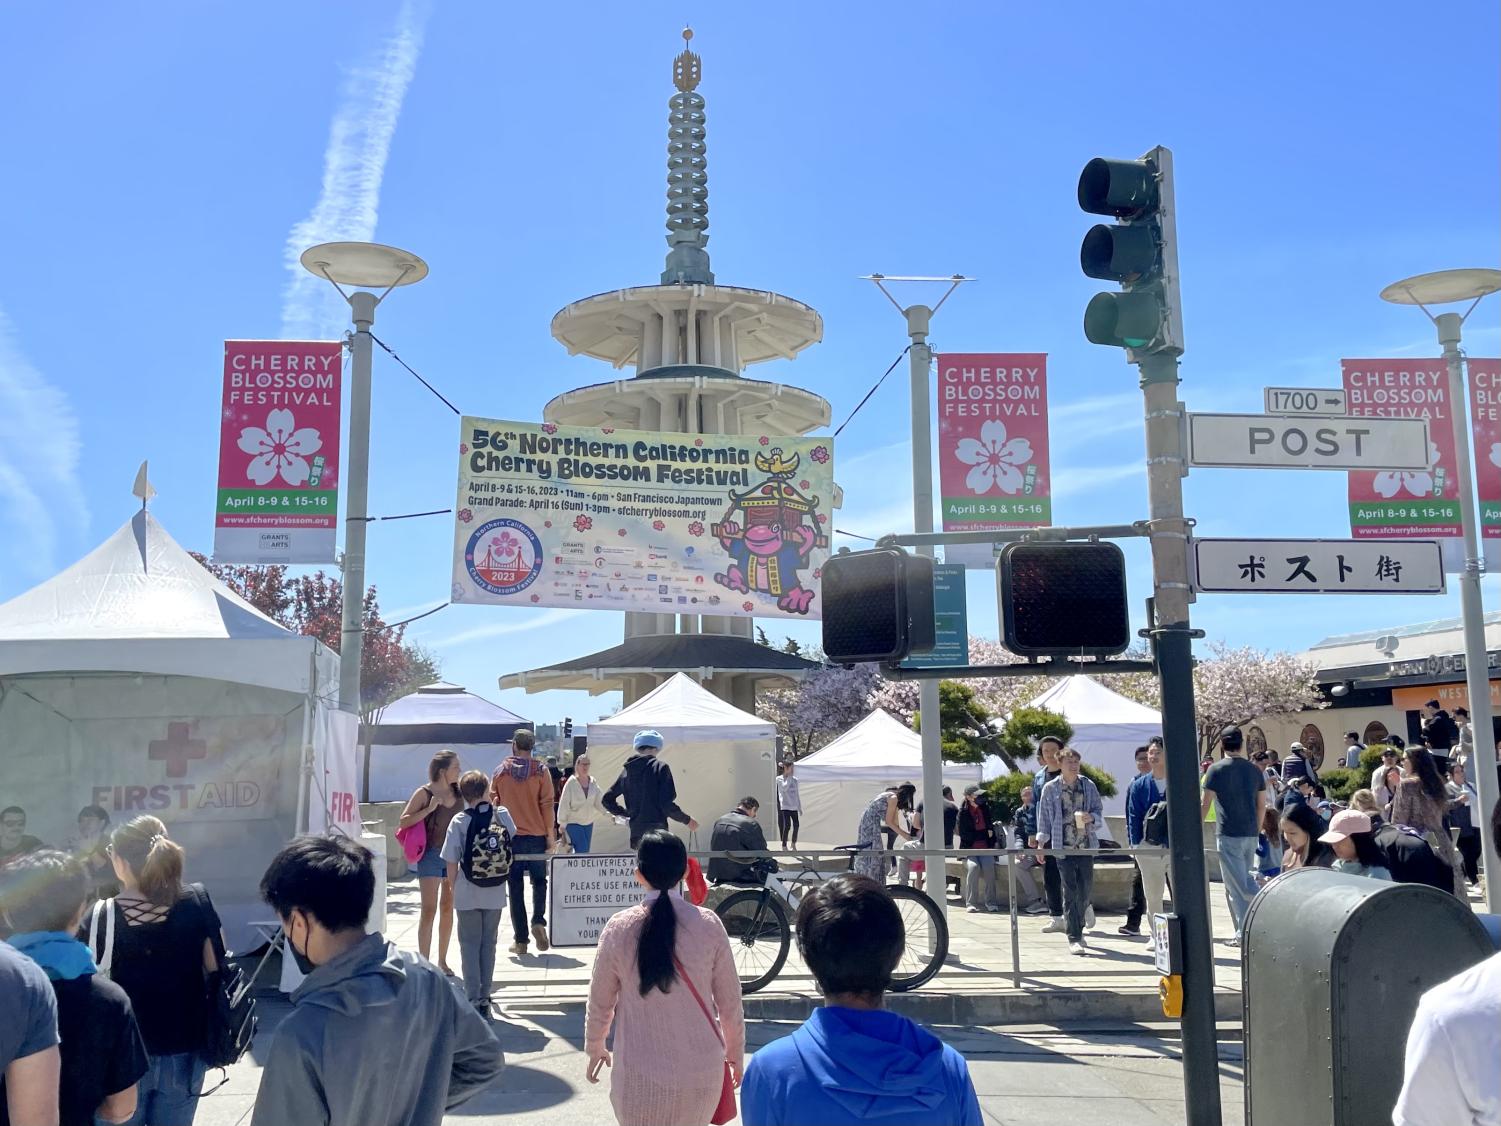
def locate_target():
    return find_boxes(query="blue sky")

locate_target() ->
[1,1,1497,723]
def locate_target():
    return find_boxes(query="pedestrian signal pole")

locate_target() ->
[1078,148,1222,1126]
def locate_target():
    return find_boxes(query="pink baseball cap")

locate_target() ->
[1318,809,1372,844]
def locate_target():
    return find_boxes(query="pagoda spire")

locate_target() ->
[661,27,714,285]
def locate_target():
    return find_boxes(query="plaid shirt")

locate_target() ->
[1037,773,1103,851]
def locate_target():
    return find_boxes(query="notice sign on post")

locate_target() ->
[1466,359,1501,569]
[1344,359,1459,559]
[453,418,834,619]
[214,340,342,564]
[901,563,968,668]
[936,353,1050,569]
[548,853,646,946]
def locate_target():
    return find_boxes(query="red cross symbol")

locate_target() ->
[149,722,207,778]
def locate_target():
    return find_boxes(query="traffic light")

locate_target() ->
[1078,146,1182,356]
[563,717,573,740]
[820,548,936,665]
[998,541,1130,658]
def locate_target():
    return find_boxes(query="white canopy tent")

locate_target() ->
[795,710,983,848]
[983,676,1162,817]
[585,673,777,853]
[0,509,356,951]
[365,682,529,802]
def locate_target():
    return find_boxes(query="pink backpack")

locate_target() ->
[395,786,432,863]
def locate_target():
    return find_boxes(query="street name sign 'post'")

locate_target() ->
[1263,386,1347,415]
[1192,538,1445,595]
[1187,413,1430,470]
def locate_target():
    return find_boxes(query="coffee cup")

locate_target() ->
[1073,811,1089,831]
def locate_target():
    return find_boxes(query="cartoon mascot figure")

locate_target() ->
[713,448,827,614]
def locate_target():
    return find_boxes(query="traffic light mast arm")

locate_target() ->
[875,522,1149,550]
[883,658,1159,681]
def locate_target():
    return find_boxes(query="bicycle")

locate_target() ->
[712,845,949,994]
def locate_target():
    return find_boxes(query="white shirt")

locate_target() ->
[1393,950,1501,1126]
[777,774,802,812]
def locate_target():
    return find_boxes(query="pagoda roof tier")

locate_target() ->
[500,632,819,696]
[545,369,830,435]
[551,284,822,371]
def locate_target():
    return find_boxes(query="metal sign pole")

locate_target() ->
[1140,351,1223,1126]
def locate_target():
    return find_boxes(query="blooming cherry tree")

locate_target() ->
[1192,641,1325,754]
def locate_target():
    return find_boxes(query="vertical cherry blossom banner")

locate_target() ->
[214,340,342,564]
[1466,358,1501,570]
[1344,358,1461,570]
[936,353,1050,569]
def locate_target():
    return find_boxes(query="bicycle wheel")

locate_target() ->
[716,890,791,994]
[886,886,948,992]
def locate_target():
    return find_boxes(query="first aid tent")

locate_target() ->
[0,506,355,951]
[584,673,777,853]
[794,710,983,848]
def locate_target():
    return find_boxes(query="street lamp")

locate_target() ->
[300,241,429,713]
[1381,267,1501,912]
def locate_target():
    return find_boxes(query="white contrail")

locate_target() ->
[0,307,83,581]
[280,0,430,340]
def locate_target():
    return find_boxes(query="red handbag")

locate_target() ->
[675,957,737,1124]
[685,831,709,906]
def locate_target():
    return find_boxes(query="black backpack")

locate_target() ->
[461,803,513,887]
[1143,800,1171,846]
[190,886,257,1070]
[1373,824,1452,892]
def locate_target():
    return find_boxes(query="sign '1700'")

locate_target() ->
[453,418,835,620]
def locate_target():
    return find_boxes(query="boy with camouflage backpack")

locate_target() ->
[441,770,517,1013]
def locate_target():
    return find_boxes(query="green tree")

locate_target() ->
[995,706,1074,766]
[983,763,1118,827]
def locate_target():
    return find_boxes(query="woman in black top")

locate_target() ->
[82,815,222,1126]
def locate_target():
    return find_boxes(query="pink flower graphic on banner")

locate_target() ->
[954,419,1033,495]
[1374,442,1439,499]
[238,408,323,487]
[530,594,540,603]
[602,427,615,434]
[1490,443,1501,470]
[694,438,704,447]
[653,520,666,531]
[688,521,705,537]
[759,436,770,446]
[459,443,468,454]
[810,445,830,464]
[573,515,593,532]
[617,528,627,537]
[800,480,810,490]
[544,520,553,528]
[541,423,558,434]
[457,508,473,524]
[813,568,822,580]
[742,601,755,612]
[816,513,828,524]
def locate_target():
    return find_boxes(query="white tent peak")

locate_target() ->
[588,672,772,744]
[0,509,291,642]
[800,708,918,767]
[1025,675,1160,726]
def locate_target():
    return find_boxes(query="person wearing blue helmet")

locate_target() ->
[602,730,699,848]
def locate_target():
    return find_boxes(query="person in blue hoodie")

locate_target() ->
[250,836,504,1126]
[740,874,981,1126]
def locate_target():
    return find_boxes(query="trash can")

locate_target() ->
[1243,867,1492,1125]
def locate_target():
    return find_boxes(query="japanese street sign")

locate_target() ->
[1187,413,1430,470]
[1191,538,1444,595]
[901,563,968,669]
[1263,387,1347,415]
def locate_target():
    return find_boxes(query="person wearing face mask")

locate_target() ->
[252,836,504,1126]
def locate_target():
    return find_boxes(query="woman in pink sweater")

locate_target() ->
[586,830,745,1126]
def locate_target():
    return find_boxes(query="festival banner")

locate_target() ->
[214,340,342,564]
[1466,359,1501,569]
[936,353,1050,569]
[452,418,834,619]
[1344,358,1462,569]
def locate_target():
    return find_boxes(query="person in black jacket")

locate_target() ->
[601,730,698,847]
[707,798,771,884]
[957,786,1001,913]
[1420,700,1459,771]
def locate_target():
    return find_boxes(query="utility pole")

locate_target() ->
[300,241,428,714]
[868,273,969,936]
[1382,268,1501,910]
[1078,148,1221,1126]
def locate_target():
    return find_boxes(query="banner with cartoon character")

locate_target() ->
[214,340,342,564]
[1344,358,1462,571]
[936,353,1050,569]
[1465,358,1501,570]
[452,418,834,619]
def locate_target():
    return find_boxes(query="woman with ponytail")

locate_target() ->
[584,830,744,1126]
[78,815,223,1125]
